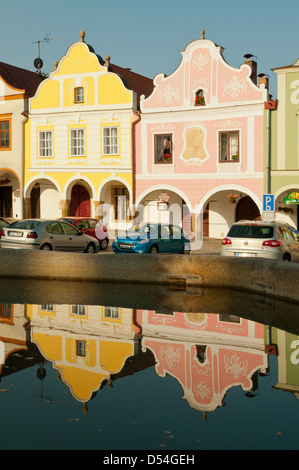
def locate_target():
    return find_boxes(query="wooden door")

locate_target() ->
[70,185,91,217]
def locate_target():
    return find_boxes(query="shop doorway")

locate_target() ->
[70,184,91,217]
[0,187,12,218]
[30,184,40,218]
[236,196,260,221]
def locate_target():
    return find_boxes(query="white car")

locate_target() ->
[221,221,299,262]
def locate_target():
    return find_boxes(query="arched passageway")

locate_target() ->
[69,184,91,217]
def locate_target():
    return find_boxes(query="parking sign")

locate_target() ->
[263,194,274,212]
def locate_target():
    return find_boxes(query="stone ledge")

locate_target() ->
[0,248,298,304]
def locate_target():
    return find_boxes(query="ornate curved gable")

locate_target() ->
[141,30,265,111]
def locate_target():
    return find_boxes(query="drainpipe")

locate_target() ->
[21,111,29,220]
[131,111,141,221]
[265,108,270,194]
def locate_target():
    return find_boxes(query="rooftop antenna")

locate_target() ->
[32,35,55,75]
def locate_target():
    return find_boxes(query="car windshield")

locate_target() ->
[227,224,274,239]
[9,220,41,230]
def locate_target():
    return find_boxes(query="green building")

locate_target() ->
[265,58,299,228]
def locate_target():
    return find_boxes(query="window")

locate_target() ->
[195,89,205,106]
[154,134,172,163]
[75,87,84,103]
[70,129,85,156]
[219,131,239,162]
[39,131,53,157]
[104,306,120,319]
[103,127,119,155]
[0,119,10,150]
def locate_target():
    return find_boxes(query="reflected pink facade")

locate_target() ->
[135,33,268,238]
[137,310,268,412]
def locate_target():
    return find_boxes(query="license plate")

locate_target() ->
[236,252,255,257]
[119,244,130,249]
[8,231,23,237]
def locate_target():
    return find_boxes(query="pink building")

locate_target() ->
[135,31,268,238]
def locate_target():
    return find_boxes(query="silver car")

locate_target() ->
[221,221,299,262]
[0,219,99,253]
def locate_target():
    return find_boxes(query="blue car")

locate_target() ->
[112,223,191,254]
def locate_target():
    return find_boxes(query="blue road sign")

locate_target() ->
[263,194,275,212]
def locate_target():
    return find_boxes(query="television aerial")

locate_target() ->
[32,35,56,74]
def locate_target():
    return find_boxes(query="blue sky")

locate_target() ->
[1,0,298,97]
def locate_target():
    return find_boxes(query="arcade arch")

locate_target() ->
[0,168,21,219]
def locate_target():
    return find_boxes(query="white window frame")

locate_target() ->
[70,128,85,156]
[219,130,240,162]
[39,130,53,157]
[75,87,84,103]
[102,127,119,155]
[154,133,173,164]
[104,306,120,319]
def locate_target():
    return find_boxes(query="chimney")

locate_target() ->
[245,58,257,85]
[258,74,269,89]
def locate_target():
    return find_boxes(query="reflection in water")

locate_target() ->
[1,281,299,449]
[0,301,293,416]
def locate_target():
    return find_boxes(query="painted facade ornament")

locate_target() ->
[224,353,248,380]
[192,53,210,71]
[223,75,247,98]
[159,83,180,104]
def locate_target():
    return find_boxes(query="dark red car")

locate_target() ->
[58,217,109,250]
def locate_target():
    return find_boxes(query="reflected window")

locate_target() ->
[72,305,86,316]
[40,305,54,312]
[0,304,12,319]
[219,314,240,323]
[76,340,86,357]
[104,307,120,319]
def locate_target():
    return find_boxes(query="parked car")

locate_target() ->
[112,223,191,254]
[0,219,99,253]
[0,217,9,232]
[221,221,299,262]
[58,217,109,250]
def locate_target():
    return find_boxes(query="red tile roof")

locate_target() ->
[109,63,154,102]
[0,61,44,97]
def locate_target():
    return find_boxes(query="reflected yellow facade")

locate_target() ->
[26,304,138,402]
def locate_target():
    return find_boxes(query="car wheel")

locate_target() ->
[40,243,52,251]
[149,245,158,253]
[283,253,291,261]
[85,243,96,253]
[100,238,108,250]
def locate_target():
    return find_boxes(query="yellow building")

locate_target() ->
[24,31,152,233]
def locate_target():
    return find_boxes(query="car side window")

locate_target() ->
[61,222,79,235]
[160,226,170,238]
[89,220,97,228]
[292,229,299,241]
[281,226,294,241]
[75,220,88,230]
[172,226,182,238]
[45,224,53,233]
[50,222,64,234]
